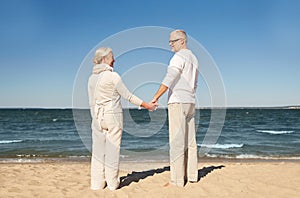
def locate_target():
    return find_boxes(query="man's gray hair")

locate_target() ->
[173,29,187,41]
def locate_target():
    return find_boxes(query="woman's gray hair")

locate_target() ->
[93,47,112,64]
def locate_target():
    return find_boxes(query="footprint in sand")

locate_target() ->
[28,180,41,185]
[8,187,22,193]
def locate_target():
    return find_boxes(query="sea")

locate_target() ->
[0,108,300,163]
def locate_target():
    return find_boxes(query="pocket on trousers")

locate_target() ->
[103,113,123,129]
[100,119,108,130]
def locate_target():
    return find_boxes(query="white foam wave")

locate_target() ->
[256,130,294,135]
[235,154,300,160]
[16,154,41,157]
[120,155,130,158]
[236,154,270,159]
[198,143,244,149]
[205,154,300,160]
[0,140,23,144]
[0,158,45,163]
[68,155,91,158]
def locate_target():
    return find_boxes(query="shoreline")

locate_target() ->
[1,156,300,164]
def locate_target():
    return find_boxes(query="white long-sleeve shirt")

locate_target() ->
[88,63,143,118]
[162,49,199,104]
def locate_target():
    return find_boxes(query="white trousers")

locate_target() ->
[168,103,198,186]
[90,113,123,190]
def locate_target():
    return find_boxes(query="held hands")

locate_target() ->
[148,97,159,111]
[140,98,159,111]
[141,101,158,111]
[147,101,158,111]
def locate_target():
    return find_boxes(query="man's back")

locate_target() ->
[165,48,198,104]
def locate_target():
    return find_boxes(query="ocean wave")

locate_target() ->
[205,153,300,160]
[0,139,76,144]
[120,155,129,158]
[22,138,80,142]
[16,154,45,158]
[198,143,244,149]
[0,158,45,163]
[256,130,295,135]
[68,155,91,158]
[0,140,23,144]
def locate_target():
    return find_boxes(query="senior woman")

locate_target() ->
[88,47,157,190]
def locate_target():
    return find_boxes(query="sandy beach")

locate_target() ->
[1,160,299,198]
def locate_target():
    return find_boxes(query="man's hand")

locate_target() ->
[149,101,158,111]
[151,98,158,104]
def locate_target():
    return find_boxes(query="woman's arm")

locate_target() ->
[113,73,157,111]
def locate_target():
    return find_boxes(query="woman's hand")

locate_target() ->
[141,101,158,111]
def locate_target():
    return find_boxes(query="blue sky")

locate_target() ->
[0,0,299,108]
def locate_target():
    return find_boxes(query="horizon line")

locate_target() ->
[0,105,300,110]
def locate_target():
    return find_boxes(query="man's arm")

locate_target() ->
[152,54,182,103]
[151,84,168,103]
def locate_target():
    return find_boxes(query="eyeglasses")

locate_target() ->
[169,38,182,44]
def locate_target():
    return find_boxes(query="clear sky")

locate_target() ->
[0,0,299,108]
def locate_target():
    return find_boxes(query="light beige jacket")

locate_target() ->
[88,63,143,120]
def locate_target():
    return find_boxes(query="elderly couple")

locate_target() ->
[88,29,199,190]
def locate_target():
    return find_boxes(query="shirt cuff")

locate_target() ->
[129,95,143,107]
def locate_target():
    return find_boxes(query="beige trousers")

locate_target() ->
[90,112,123,190]
[168,103,198,186]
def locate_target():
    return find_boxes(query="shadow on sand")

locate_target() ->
[119,165,225,188]
[197,165,225,181]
